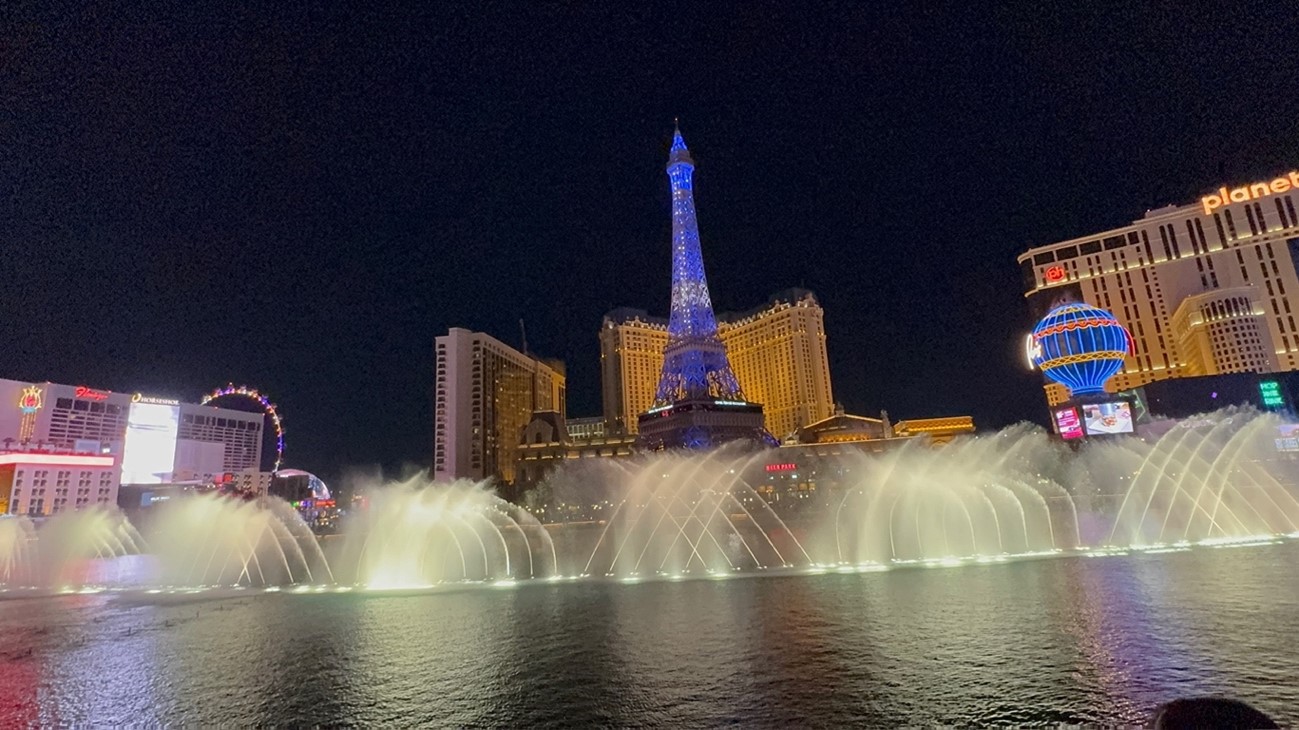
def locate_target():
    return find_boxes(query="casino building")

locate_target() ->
[1018,168,1299,405]
[600,289,835,441]
[0,378,266,515]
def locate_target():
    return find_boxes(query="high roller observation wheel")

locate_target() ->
[200,384,285,472]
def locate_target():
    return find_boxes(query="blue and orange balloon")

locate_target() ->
[1028,303,1133,396]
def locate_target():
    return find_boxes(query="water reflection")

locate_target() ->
[0,545,1294,725]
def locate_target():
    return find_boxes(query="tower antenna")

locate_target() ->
[519,319,529,356]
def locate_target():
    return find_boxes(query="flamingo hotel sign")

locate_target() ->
[1201,171,1299,215]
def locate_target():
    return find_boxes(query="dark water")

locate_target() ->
[1,543,1297,727]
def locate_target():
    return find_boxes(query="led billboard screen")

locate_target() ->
[121,402,180,484]
[1053,407,1084,439]
[1276,424,1299,452]
[1082,401,1134,435]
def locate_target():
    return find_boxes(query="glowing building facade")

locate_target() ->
[600,309,668,435]
[0,378,268,511]
[601,289,834,439]
[433,328,566,484]
[0,451,118,516]
[1019,168,1299,405]
[722,290,835,440]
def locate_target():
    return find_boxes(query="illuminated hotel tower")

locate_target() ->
[1018,167,1299,405]
[637,125,769,450]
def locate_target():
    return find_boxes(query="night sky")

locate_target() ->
[5,5,1299,484]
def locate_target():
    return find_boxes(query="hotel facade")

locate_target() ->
[0,378,267,515]
[600,289,835,440]
[433,328,566,484]
[1018,169,1299,405]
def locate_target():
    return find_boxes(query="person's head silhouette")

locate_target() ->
[1152,698,1277,729]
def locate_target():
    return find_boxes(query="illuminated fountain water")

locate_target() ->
[578,446,810,579]
[0,516,35,585]
[0,507,143,589]
[142,494,332,587]
[822,425,1080,566]
[335,477,557,589]
[565,432,1081,576]
[3,408,1298,596]
[535,407,1299,578]
[1105,409,1299,547]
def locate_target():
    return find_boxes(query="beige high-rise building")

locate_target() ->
[1018,168,1299,405]
[600,309,669,436]
[433,328,565,484]
[600,289,834,439]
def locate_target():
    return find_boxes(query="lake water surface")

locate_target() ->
[1,542,1296,726]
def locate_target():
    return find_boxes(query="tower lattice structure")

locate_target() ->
[652,126,746,406]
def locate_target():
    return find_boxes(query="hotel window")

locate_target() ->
[1214,214,1228,244]
[1225,209,1238,238]
[1246,206,1259,235]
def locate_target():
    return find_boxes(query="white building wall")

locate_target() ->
[0,379,269,491]
[434,328,476,481]
[2,454,119,516]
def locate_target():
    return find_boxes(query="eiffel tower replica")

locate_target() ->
[637,124,772,450]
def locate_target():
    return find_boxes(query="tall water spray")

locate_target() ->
[1105,409,1299,545]
[577,446,810,578]
[820,426,1081,565]
[4,407,1297,595]
[142,494,331,587]
[336,477,557,589]
[0,507,143,589]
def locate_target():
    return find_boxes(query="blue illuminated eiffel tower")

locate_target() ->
[637,124,770,450]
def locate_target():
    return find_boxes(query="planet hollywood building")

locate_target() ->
[1018,169,1299,406]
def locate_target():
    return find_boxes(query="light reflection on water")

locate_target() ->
[0,543,1296,726]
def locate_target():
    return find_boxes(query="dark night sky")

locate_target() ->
[4,4,1299,484]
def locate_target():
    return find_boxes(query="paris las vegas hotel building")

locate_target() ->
[1019,169,1299,405]
[600,288,835,441]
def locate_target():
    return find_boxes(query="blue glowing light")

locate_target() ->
[652,125,747,406]
[1030,302,1133,396]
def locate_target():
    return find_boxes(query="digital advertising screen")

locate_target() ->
[1054,407,1084,440]
[1276,424,1299,452]
[120,402,180,484]
[1082,401,1134,435]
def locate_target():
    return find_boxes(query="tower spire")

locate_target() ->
[652,124,743,405]
[636,124,770,450]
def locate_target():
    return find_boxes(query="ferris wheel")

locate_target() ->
[200,384,286,472]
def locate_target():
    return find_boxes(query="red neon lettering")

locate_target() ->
[765,463,797,472]
[1044,265,1066,282]
[74,386,110,401]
